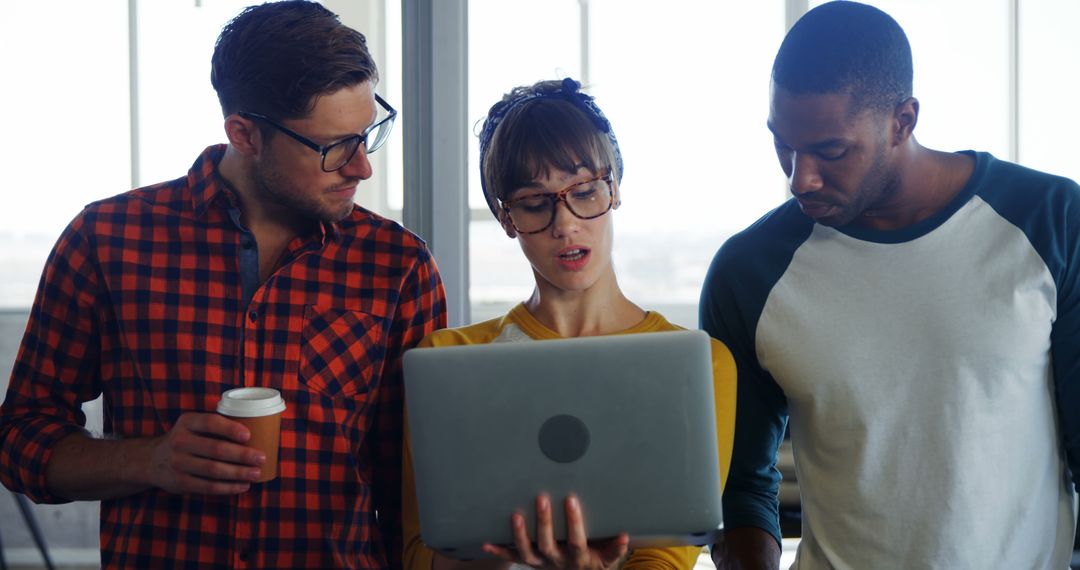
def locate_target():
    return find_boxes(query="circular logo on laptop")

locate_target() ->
[538,414,590,463]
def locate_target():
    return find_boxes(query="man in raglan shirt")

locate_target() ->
[703,2,1079,568]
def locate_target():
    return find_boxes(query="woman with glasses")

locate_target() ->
[402,78,737,570]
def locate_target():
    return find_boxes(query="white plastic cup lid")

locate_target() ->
[217,387,286,418]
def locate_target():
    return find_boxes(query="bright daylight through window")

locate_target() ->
[1,0,1078,327]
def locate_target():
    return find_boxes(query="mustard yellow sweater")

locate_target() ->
[403,303,737,570]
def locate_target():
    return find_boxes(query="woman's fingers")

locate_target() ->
[481,541,517,562]
[491,494,628,569]
[566,495,628,568]
[512,511,544,566]
[563,495,591,565]
[484,511,540,566]
[535,494,564,566]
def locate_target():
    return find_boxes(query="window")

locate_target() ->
[135,1,250,185]
[467,0,585,323]
[0,0,399,309]
[468,0,1079,328]
[586,1,786,328]
[0,2,129,308]
[1018,0,1080,182]
[809,0,1012,157]
[2,1,1079,320]
[467,2,788,327]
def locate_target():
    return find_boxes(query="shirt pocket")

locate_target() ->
[299,304,389,401]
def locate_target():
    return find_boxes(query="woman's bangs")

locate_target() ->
[500,103,608,196]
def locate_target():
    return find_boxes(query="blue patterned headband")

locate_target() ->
[478,77,624,218]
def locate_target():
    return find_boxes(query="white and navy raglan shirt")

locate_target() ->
[701,151,1079,569]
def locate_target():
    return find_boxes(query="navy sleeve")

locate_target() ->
[699,219,804,546]
[1043,182,1080,492]
[976,154,1080,492]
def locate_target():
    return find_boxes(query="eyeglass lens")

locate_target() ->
[322,118,394,171]
[364,119,394,154]
[323,137,362,171]
[506,177,612,233]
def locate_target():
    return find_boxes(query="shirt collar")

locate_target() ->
[189,144,233,218]
[187,144,344,243]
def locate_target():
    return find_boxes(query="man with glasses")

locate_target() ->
[0,2,445,568]
[703,2,1079,568]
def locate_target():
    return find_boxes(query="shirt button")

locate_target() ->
[248,310,258,322]
[241,239,254,250]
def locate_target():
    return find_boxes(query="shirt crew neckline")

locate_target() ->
[507,302,665,340]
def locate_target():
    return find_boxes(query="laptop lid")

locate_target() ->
[403,329,723,559]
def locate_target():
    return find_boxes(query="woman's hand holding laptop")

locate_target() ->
[482,494,629,569]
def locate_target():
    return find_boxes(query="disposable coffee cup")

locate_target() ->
[217,387,286,483]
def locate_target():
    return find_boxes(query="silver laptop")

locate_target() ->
[403,329,723,560]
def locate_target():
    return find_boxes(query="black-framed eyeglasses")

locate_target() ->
[500,171,615,234]
[238,94,397,172]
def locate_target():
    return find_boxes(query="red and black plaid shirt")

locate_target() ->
[0,145,446,568]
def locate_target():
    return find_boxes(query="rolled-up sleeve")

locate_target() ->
[0,213,103,503]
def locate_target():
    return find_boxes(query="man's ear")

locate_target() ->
[224,113,262,157]
[612,181,622,209]
[892,97,919,145]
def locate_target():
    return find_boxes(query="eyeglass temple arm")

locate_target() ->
[238,112,323,153]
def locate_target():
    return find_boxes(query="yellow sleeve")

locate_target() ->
[710,339,737,489]
[623,545,703,569]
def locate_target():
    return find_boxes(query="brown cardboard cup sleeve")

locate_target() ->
[217,387,286,483]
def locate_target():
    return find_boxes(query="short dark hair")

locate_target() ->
[772,1,912,113]
[211,0,378,119]
[480,80,620,217]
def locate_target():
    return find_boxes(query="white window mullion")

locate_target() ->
[128,0,140,188]
[785,0,808,31]
[402,0,471,327]
[1008,0,1020,163]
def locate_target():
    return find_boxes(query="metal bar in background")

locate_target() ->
[578,0,590,86]
[128,0,140,188]
[13,493,54,570]
[1008,0,1020,163]
[0,511,7,570]
[785,0,808,32]
[401,0,471,327]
